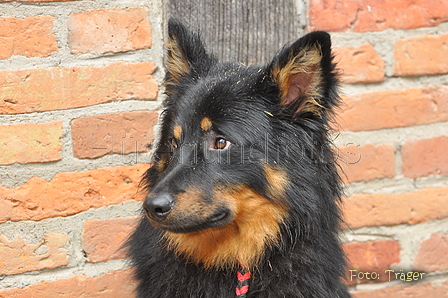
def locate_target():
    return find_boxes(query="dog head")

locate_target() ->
[141,18,340,269]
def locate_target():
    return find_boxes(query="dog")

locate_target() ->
[127,18,351,298]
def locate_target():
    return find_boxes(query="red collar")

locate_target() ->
[236,262,251,297]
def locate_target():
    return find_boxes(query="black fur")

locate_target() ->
[127,19,350,298]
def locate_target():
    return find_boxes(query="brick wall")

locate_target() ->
[313,0,448,296]
[0,0,163,296]
[0,1,447,297]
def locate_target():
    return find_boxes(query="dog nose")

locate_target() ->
[143,194,174,220]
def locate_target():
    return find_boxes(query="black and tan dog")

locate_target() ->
[127,18,350,298]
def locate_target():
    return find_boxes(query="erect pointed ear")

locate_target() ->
[268,31,339,117]
[164,18,215,92]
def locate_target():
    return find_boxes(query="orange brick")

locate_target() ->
[0,233,68,275]
[82,217,138,263]
[344,240,400,285]
[0,122,62,166]
[414,233,448,272]
[71,111,158,159]
[0,164,147,223]
[352,280,448,298]
[342,186,448,229]
[395,34,448,77]
[309,0,448,32]
[337,144,395,183]
[0,62,158,115]
[0,269,137,298]
[335,44,384,84]
[0,16,58,60]
[402,136,448,178]
[338,86,448,131]
[68,7,152,55]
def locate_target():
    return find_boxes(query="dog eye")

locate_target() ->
[213,137,231,150]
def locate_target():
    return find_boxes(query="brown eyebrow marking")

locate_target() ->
[173,125,182,139]
[200,117,212,131]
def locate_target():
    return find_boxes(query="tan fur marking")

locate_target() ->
[172,188,211,217]
[200,117,213,131]
[272,45,324,115]
[264,164,289,200]
[173,125,182,140]
[163,186,288,270]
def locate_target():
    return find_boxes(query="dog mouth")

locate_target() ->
[207,209,229,223]
[151,208,233,234]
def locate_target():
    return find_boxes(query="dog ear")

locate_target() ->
[165,18,215,91]
[268,31,338,117]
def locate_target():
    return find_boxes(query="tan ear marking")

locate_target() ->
[272,46,324,115]
[164,38,191,92]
